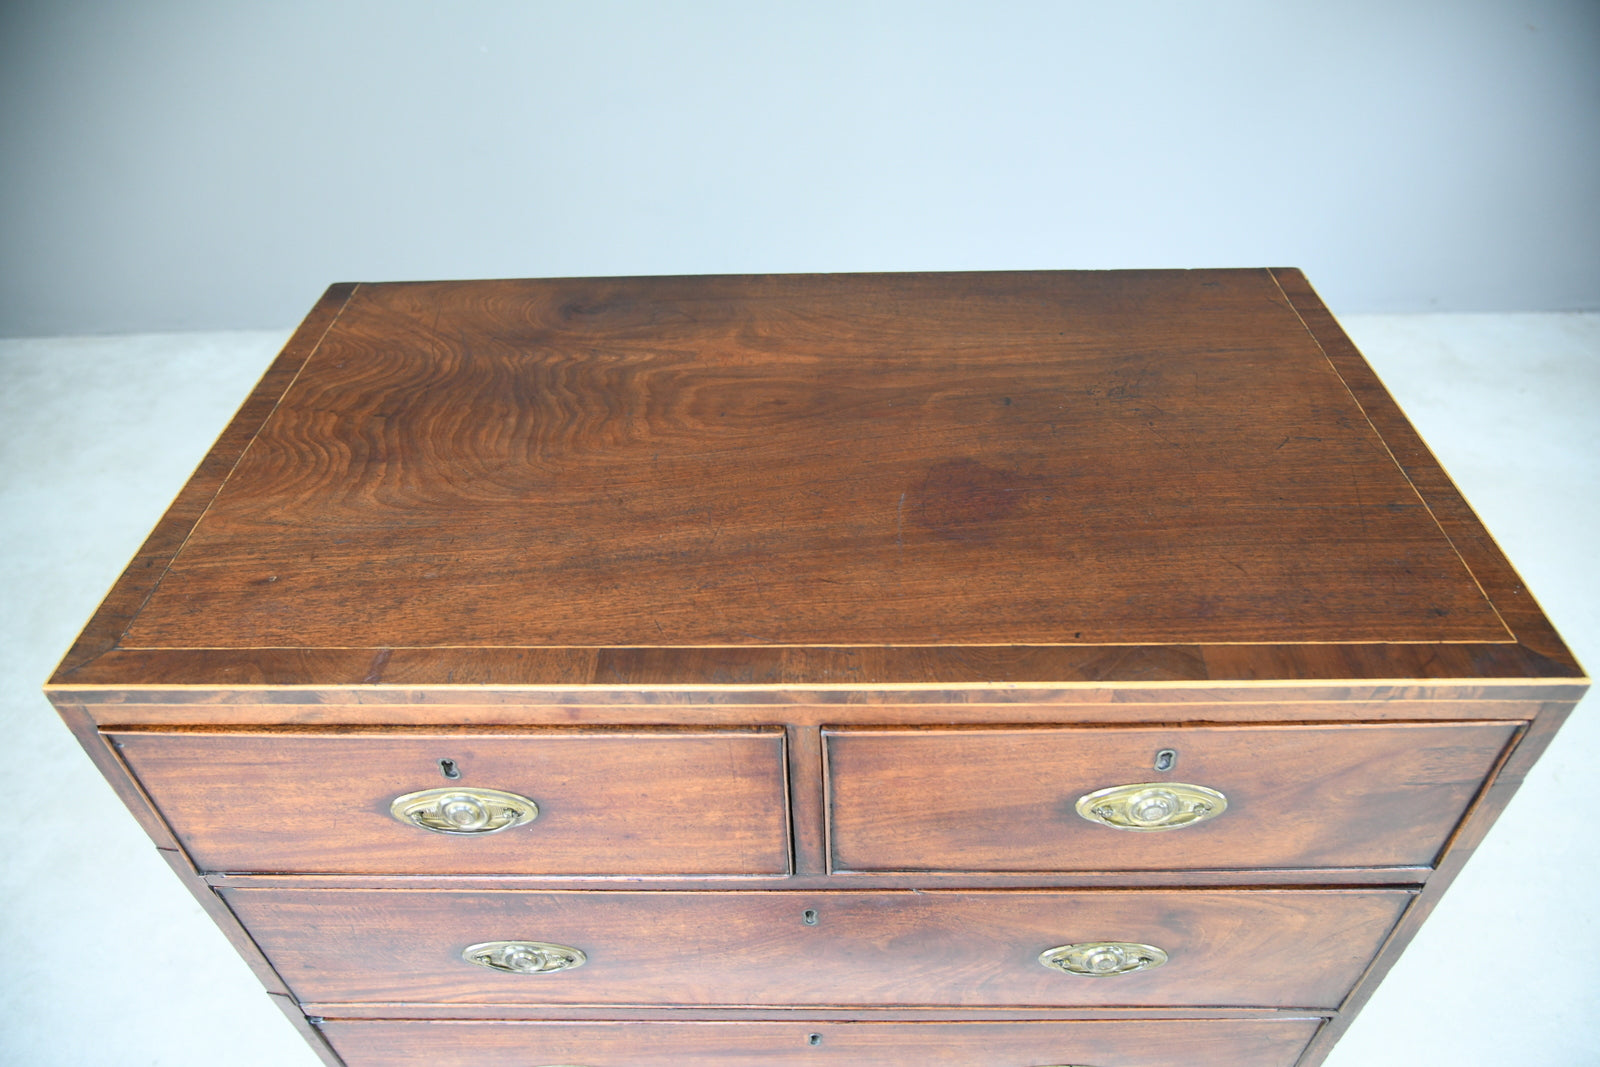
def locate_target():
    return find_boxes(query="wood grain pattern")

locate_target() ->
[1291,697,1578,1065]
[825,721,1519,873]
[53,639,1582,691]
[74,696,1561,727]
[300,1002,1318,1021]
[48,270,1583,691]
[224,887,1410,1010]
[118,271,1505,651]
[318,1017,1324,1067]
[1268,268,1579,672]
[41,271,1588,1067]
[113,728,790,876]
[49,282,356,681]
[209,868,1434,893]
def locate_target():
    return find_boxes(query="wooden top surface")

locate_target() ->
[50,269,1584,693]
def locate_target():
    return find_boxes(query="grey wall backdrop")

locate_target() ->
[2,0,1597,337]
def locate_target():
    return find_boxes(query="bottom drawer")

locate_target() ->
[318,1018,1326,1067]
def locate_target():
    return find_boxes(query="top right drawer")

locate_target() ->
[825,722,1518,874]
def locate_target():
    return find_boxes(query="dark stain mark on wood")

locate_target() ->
[911,458,1033,542]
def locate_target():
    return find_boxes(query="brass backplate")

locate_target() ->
[461,940,587,975]
[1039,941,1169,977]
[1074,781,1226,831]
[389,786,538,835]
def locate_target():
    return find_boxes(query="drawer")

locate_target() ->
[826,722,1518,872]
[226,888,1410,1009]
[111,728,790,875]
[319,1018,1326,1067]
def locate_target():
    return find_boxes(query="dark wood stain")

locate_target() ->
[224,886,1408,1010]
[909,457,1038,542]
[318,1018,1324,1067]
[42,270,1586,1067]
[825,721,1518,873]
[66,269,1516,656]
[113,728,791,877]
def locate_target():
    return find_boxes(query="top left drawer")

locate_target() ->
[109,728,791,877]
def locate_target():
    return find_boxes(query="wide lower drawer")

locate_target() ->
[318,1018,1326,1067]
[111,728,790,875]
[826,721,1518,872]
[227,888,1411,1009]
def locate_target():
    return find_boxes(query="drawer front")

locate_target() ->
[227,888,1410,1009]
[112,729,790,875]
[319,1018,1325,1067]
[826,722,1517,872]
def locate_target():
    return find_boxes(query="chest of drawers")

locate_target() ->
[48,269,1585,1067]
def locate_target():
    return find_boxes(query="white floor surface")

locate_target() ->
[0,313,1595,1066]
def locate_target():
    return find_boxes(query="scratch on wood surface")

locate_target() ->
[362,648,393,684]
[896,491,906,551]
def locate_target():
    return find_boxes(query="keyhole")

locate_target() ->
[1154,749,1177,772]
[439,758,461,780]
[802,909,819,926]
[808,1033,822,1046]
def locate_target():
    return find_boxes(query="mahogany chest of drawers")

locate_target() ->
[48,269,1586,1067]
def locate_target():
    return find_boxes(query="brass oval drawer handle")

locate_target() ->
[1039,941,1168,977]
[389,786,539,835]
[1074,781,1226,831]
[462,940,587,975]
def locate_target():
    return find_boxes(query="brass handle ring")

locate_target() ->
[389,786,538,835]
[1074,781,1226,831]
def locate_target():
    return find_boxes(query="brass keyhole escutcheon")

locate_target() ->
[1074,781,1226,831]
[1039,941,1168,977]
[390,786,539,835]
